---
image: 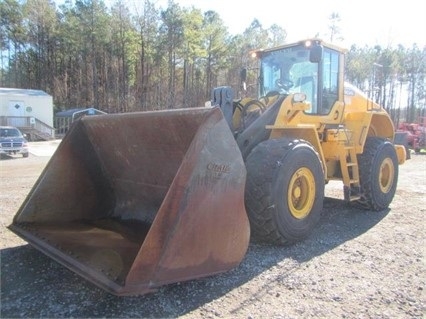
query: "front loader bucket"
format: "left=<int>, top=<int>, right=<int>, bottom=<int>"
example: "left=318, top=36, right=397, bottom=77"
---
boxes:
left=9, top=106, right=249, bottom=296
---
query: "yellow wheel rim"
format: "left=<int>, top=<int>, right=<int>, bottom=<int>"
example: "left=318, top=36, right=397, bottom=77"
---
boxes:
left=287, top=167, right=316, bottom=219
left=379, top=158, right=394, bottom=193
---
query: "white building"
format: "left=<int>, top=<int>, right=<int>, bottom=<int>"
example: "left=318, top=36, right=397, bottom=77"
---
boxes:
left=0, top=88, right=55, bottom=140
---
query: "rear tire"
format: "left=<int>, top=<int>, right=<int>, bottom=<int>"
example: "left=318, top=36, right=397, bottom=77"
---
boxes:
left=245, top=138, right=324, bottom=245
left=356, top=137, right=398, bottom=211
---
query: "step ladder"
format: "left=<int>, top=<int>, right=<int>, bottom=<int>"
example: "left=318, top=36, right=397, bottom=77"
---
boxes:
left=340, top=144, right=361, bottom=201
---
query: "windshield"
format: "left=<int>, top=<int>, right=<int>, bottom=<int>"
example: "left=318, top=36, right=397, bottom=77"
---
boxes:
left=259, top=44, right=318, bottom=112
left=0, top=128, right=22, bottom=138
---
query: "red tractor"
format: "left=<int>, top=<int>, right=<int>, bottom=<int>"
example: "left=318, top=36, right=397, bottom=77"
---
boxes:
left=397, top=117, right=426, bottom=154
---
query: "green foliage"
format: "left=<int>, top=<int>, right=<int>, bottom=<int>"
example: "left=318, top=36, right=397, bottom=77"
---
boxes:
left=346, top=43, right=426, bottom=124
left=0, top=0, right=424, bottom=123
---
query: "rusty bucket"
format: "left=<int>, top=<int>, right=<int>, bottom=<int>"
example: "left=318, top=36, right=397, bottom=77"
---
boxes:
left=9, top=106, right=249, bottom=296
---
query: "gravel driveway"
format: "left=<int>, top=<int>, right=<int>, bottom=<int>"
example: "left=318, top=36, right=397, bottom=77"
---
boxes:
left=0, top=144, right=425, bottom=318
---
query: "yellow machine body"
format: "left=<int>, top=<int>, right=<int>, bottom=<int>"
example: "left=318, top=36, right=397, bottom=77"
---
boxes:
left=9, top=39, right=405, bottom=296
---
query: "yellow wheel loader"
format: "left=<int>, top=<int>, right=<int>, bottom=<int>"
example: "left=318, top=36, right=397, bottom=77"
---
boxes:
left=9, top=39, right=406, bottom=296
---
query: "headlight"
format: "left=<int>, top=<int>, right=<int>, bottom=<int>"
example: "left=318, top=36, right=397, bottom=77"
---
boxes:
left=293, top=93, right=307, bottom=103
left=304, top=40, right=313, bottom=48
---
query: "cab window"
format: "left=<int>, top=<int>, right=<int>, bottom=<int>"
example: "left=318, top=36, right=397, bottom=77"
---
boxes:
left=320, top=48, right=339, bottom=114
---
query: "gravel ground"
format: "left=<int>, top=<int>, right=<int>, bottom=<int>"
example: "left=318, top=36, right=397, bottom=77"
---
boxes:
left=0, top=143, right=425, bottom=319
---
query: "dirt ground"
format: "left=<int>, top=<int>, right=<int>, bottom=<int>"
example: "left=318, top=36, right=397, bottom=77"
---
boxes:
left=0, top=142, right=425, bottom=319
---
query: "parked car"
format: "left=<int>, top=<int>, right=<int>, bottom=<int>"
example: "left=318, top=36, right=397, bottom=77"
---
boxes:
left=0, top=126, right=29, bottom=158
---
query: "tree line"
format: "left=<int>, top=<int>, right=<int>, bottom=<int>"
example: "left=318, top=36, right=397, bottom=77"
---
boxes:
left=1, top=0, right=425, bottom=124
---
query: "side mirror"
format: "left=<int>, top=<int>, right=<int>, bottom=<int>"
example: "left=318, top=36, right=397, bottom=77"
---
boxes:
left=309, top=44, right=323, bottom=63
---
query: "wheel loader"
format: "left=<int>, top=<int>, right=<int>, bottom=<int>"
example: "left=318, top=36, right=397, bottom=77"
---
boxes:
left=9, top=39, right=406, bottom=296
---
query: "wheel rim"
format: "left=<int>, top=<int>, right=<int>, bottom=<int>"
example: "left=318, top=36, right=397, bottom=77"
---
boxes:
left=287, top=167, right=316, bottom=219
left=379, top=157, right=394, bottom=193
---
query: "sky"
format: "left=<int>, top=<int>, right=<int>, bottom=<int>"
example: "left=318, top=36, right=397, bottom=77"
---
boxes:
left=146, top=0, right=425, bottom=48
left=54, top=0, right=425, bottom=48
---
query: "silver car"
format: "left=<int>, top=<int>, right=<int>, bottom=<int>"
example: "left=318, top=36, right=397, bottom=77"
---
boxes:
left=0, top=126, right=29, bottom=158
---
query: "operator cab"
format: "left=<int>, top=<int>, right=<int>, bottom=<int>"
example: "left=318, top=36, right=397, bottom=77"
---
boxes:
left=255, top=39, right=342, bottom=115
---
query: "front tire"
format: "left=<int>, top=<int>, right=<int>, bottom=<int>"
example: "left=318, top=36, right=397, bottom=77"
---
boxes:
left=356, top=137, right=398, bottom=211
left=245, top=139, right=324, bottom=245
